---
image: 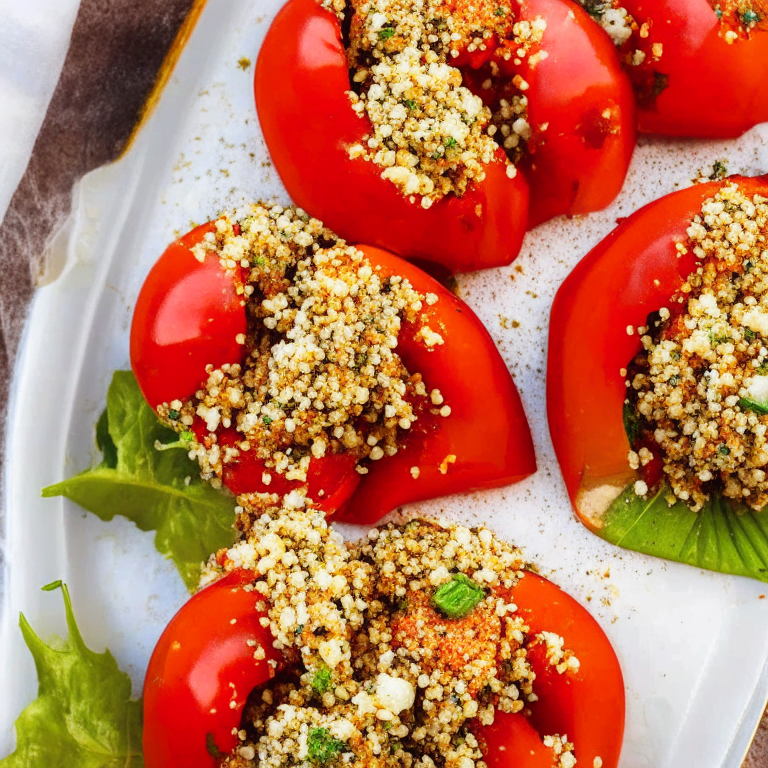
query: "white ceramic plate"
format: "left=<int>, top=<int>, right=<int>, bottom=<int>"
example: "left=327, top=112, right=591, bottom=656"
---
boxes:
left=2, top=1, right=768, bottom=764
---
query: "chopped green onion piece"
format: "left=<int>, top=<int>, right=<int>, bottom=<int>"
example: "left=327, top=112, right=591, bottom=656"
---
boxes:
left=263, top=416, right=272, bottom=425
left=308, top=728, right=346, bottom=764
left=379, top=27, right=395, bottom=39
left=739, top=397, right=768, bottom=416
left=742, top=9, right=760, bottom=24
left=168, top=409, right=180, bottom=420
left=154, top=431, right=195, bottom=452
left=432, top=573, right=485, bottom=619
left=311, top=666, right=333, bottom=695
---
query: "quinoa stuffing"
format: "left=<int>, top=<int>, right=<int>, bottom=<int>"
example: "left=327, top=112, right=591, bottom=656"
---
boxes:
left=710, top=1, right=768, bottom=39
left=576, top=1, right=636, bottom=47
left=203, top=504, right=582, bottom=768
left=323, top=0, right=547, bottom=206
left=156, top=203, right=449, bottom=491
left=625, top=183, right=768, bottom=511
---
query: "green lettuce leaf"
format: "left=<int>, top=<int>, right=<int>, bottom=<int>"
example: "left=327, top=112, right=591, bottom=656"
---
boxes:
left=42, top=371, right=237, bottom=589
left=599, top=485, right=768, bottom=582
left=0, top=581, right=143, bottom=767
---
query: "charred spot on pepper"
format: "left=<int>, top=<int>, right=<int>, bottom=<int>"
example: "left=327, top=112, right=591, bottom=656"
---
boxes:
left=206, top=732, right=223, bottom=758
left=631, top=70, right=670, bottom=111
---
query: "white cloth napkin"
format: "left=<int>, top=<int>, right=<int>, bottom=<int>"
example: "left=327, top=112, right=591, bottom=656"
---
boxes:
left=0, top=0, right=81, bottom=225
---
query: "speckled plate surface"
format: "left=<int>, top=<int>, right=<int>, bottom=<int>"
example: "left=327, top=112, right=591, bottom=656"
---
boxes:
left=1, top=0, right=768, bottom=764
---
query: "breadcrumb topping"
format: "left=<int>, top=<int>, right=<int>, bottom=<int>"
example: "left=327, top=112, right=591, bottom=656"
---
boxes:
left=324, top=0, right=546, bottom=205
left=204, top=507, right=581, bottom=768
left=625, top=183, right=768, bottom=511
left=158, top=203, right=446, bottom=488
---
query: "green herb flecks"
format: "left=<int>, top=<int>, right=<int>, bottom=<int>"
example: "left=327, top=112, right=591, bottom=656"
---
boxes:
left=739, top=397, right=768, bottom=416
left=579, top=0, right=609, bottom=19
left=379, top=27, right=396, bottom=39
left=622, top=401, right=641, bottom=445
left=432, top=573, right=485, bottom=619
left=711, top=160, right=728, bottom=180
left=444, top=137, right=457, bottom=149
left=0, top=582, right=143, bottom=767
left=742, top=9, right=760, bottom=25
left=42, top=371, right=237, bottom=590
left=308, top=728, right=346, bottom=764
left=154, top=430, right=194, bottom=452
left=311, top=666, right=333, bottom=695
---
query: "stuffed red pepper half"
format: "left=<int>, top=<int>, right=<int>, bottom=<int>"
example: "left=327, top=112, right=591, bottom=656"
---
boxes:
left=578, top=0, right=768, bottom=138
left=255, top=0, right=636, bottom=272
left=143, top=513, right=625, bottom=768
left=130, top=203, right=535, bottom=524
left=548, top=175, right=768, bottom=581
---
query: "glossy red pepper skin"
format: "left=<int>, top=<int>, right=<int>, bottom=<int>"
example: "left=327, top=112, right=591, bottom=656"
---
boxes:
left=337, top=245, right=536, bottom=524
left=486, top=0, right=636, bottom=228
left=621, top=0, right=768, bottom=138
left=254, top=0, right=529, bottom=274
left=132, top=229, right=536, bottom=521
left=143, top=569, right=283, bottom=768
left=475, top=571, right=625, bottom=768
left=131, top=223, right=247, bottom=411
left=255, top=0, right=635, bottom=271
